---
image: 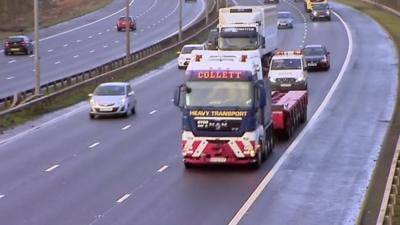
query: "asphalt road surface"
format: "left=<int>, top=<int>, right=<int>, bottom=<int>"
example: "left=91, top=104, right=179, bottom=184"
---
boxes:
left=0, top=0, right=397, bottom=225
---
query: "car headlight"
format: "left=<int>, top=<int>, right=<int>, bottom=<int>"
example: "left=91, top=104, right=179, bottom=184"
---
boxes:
left=90, top=98, right=95, bottom=105
left=269, top=77, right=276, bottom=82
left=121, top=98, right=127, bottom=104
left=313, top=11, right=317, bottom=16
left=321, top=56, right=328, bottom=63
left=296, top=77, right=305, bottom=82
left=326, top=10, right=331, bottom=14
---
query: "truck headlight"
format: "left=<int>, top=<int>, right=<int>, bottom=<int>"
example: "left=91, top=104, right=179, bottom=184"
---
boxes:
left=326, top=10, right=331, bottom=15
left=313, top=11, right=317, bottom=16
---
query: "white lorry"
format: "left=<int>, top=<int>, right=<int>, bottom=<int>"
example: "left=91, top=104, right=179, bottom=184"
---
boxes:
left=217, top=6, right=277, bottom=67
left=268, top=50, right=308, bottom=91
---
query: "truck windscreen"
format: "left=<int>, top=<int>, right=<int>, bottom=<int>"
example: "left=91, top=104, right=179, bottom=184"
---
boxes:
left=185, top=81, right=253, bottom=108
left=218, top=30, right=259, bottom=50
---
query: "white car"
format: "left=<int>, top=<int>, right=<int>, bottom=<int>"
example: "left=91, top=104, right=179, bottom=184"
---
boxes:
left=89, top=82, right=137, bottom=118
left=177, top=44, right=205, bottom=69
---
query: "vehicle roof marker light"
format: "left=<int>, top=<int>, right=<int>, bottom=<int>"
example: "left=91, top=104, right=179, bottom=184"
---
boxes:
left=195, top=54, right=202, bottom=62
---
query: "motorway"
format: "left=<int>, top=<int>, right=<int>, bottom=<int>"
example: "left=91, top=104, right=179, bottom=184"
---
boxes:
left=0, top=0, right=205, bottom=98
left=0, top=0, right=397, bottom=225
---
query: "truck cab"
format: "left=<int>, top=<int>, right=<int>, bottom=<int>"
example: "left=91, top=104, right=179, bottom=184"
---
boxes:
left=268, top=50, right=308, bottom=91
left=173, top=50, right=274, bottom=168
left=304, top=0, right=328, bottom=12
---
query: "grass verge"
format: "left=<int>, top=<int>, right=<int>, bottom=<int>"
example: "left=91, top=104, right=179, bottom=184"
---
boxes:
left=0, top=27, right=212, bottom=133
left=0, top=0, right=112, bottom=40
left=334, top=0, right=400, bottom=224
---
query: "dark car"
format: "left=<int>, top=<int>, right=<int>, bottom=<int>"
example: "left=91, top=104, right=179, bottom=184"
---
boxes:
left=116, top=16, right=136, bottom=31
left=310, top=3, right=331, bottom=21
left=206, top=29, right=218, bottom=50
left=4, top=35, right=33, bottom=56
left=302, top=44, right=330, bottom=71
left=277, top=11, right=294, bottom=29
left=265, top=0, right=279, bottom=4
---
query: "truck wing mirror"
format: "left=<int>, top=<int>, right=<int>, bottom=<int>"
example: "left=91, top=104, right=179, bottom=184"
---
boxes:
left=173, top=84, right=186, bottom=108
left=261, top=37, right=266, bottom=48
left=257, top=81, right=266, bottom=108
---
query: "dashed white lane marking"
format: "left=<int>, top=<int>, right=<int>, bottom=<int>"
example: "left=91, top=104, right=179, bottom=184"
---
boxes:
left=157, top=165, right=168, bottom=173
left=0, top=195, right=4, bottom=199
left=76, top=39, right=82, bottom=43
left=88, top=36, right=93, bottom=39
left=149, top=110, right=157, bottom=115
left=122, top=125, right=131, bottom=130
left=6, top=76, right=15, bottom=80
left=89, top=142, right=100, bottom=149
left=73, top=55, right=79, bottom=58
left=116, top=194, right=131, bottom=203
left=106, top=29, right=110, bottom=32
left=63, top=44, right=68, bottom=47
left=8, top=60, right=16, bottom=64
left=29, top=54, right=35, bottom=58
left=98, top=32, right=103, bottom=35
left=0, top=50, right=4, bottom=53
left=89, top=50, right=95, bottom=53
left=54, top=61, right=61, bottom=65
left=45, top=164, right=59, bottom=172
left=114, top=41, right=119, bottom=44
left=103, top=45, right=109, bottom=48
left=48, top=49, right=54, bottom=52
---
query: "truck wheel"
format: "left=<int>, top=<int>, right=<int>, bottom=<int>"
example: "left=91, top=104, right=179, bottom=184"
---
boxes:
left=300, top=106, right=307, bottom=123
left=184, top=161, right=193, bottom=169
left=252, top=149, right=263, bottom=169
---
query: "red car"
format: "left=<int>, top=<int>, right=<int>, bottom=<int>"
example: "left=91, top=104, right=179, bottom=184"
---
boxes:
left=116, top=16, right=136, bottom=31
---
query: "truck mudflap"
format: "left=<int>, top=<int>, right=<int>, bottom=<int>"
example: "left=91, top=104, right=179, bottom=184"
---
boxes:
left=181, top=131, right=260, bottom=165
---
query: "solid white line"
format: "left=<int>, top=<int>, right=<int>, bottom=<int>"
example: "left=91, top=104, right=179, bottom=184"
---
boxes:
left=8, top=60, right=16, bottom=64
left=228, top=9, right=354, bottom=225
left=149, top=110, right=157, bottom=115
left=116, top=194, right=131, bottom=203
left=37, top=0, right=136, bottom=42
left=89, top=142, right=100, bottom=149
left=122, top=125, right=131, bottom=130
left=45, top=164, right=59, bottom=172
left=0, top=195, right=4, bottom=199
left=157, top=165, right=168, bottom=172
left=6, top=76, right=15, bottom=80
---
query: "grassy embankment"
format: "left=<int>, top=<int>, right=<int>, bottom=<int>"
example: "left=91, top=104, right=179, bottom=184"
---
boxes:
left=0, top=0, right=112, bottom=40
left=335, top=0, right=400, bottom=224
left=0, top=28, right=211, bottom=133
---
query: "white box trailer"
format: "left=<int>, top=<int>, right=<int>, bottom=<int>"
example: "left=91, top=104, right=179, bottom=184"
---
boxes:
left=218, top=5, right=277, bottom=60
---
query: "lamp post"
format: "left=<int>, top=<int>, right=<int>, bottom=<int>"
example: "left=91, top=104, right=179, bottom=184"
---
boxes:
left=125, top=0, right=131, bottom=64
left=179, top=0, right=183, bottom=41
left=34, top=0, right=41, bottom=96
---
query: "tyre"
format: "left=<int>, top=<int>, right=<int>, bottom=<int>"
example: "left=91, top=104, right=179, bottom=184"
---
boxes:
left=89, top=114, right=95, bottom=119
left=184, top=161, right=193, bottom=169
left=117, top=27, right=121, bottom=31
left=252, top=148, right=263, bottom=169
left=131, top=106, right=136, bottom=114
left=300, top=106, right=307, bottom=123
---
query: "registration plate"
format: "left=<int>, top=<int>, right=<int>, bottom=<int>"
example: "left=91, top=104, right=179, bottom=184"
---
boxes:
left=308, top=63, right=317, bottom=66
left=210, top=157, right=227, bottom=163
left=10, top=48, right=19, bottom=51
left=281, top=83, right=292, bottom=87
left=99, top=107, right=113, bottom=112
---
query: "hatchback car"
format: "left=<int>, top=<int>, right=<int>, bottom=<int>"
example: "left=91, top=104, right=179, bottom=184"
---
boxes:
left=89, top=82, right=137, bottom=118
left=206, top=29, right=218, bottom=50
left=265, top=0, right=279, bottom=4
left=116, top=16, right=136, bottom=31
left=302, top=44, right=330, bottom=71
left=277, top=11, right=294, bottom=29
left=177, top=44, right=205, bottom=69
left=310, top=3, right=331, bottom=21
left=4, top=35, right=33, bottom=55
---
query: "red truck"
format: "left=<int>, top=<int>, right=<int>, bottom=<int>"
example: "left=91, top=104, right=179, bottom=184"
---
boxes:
left=272, top=90, right=308, bottom=139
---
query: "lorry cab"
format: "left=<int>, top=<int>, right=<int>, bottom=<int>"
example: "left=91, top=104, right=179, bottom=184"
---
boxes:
left=304, top=0, right=328, bottom=12
left=268, top=50, right=308, bottom=90
left=173, top=50, right=274, bottom=168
